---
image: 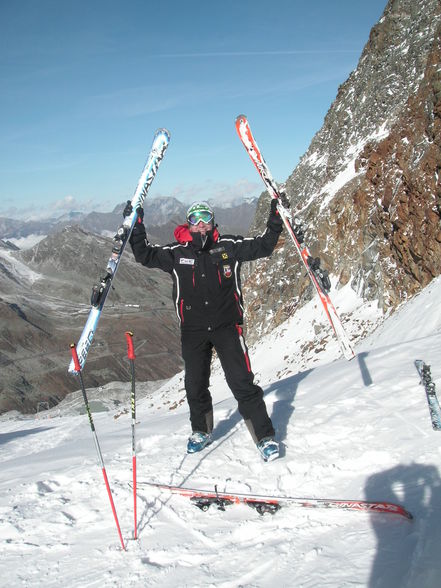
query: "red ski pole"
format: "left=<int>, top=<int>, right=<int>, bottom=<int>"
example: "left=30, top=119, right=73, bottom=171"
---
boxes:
left=70, top=343, right=126, bottom=551
left=125, top=331, right=137, bottom=540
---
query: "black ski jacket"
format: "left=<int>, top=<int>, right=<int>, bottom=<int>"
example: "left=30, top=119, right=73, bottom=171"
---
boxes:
left=129, top=216, right=282, bottom=332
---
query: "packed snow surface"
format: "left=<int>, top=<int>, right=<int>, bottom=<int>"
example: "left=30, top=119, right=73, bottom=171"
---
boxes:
left=1, top=278, right=441, bottom=587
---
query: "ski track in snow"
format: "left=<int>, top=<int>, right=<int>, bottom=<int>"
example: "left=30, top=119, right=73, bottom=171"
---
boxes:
left=1, top=278, right=441, bottom=586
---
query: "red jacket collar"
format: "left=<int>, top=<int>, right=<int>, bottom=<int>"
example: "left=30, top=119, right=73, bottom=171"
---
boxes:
left=174, top=224, right=219, bottom=245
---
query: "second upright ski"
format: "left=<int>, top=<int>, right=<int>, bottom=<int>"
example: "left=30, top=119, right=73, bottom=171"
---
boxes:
left=235, top=115, right=354, bottom=360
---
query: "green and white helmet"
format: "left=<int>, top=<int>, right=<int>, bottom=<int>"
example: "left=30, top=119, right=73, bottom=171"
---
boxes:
left=186, top=201, right=214, bottom=225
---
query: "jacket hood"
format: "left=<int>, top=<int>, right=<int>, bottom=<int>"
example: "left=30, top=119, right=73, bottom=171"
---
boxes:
left=174, top=224, right=219, bottom=245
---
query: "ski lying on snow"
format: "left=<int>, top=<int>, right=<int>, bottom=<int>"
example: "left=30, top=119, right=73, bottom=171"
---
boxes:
left=68, top=129, right=170, bottom=374
left=139, top=481, right=413, bottom=520
left=235, top=114, right=354, bottom=360
left=415, top=360, right=441, bottom=431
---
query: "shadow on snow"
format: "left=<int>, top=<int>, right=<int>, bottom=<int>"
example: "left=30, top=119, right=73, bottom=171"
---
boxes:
left=0, top=426, right=54, bottom=446
left=366, top=462, right=441, bottom=588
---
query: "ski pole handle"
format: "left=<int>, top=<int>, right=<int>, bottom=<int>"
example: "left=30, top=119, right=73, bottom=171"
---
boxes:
left=125, top=331, right=136, bottom=360
left=70, top=343, right=81, bottom=373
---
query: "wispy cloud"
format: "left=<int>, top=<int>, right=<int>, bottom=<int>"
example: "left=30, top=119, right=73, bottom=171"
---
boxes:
left=79, top=61, right=351, bottom=122
left=154, top=178, right=262, bottom=205
left=1, top=195, right=97, bottom=221
left=155, top=49, right=359, bottom=58
left=80, top=87, right=182, bottom=119
left=1, top=180, right=263, bottom=221
left=50, top=195, right=90, bottom=213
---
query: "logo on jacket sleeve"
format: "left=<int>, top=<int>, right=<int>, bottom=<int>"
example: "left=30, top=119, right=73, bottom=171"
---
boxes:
left=223, top=264, right=232, bottom=278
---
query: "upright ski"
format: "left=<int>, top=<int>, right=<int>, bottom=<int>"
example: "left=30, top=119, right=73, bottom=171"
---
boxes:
left=235, top=115, right=354, bottom=360
left=68, top=129, right=170, bottom=373
left=415, top=360, right=441, bottom=431
left=139, top=481, right=413, bottom=520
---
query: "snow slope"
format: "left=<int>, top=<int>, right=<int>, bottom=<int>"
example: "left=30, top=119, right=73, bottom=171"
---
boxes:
left=1, top=278, right=441, bottom=587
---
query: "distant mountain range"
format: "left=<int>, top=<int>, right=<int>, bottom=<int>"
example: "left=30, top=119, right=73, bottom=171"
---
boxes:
left=0, top=197, right=258, bottom=248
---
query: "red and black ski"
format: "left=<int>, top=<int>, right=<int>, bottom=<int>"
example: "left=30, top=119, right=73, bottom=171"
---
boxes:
left=139, top=481, right=413, bottom=520
left=235, top=114, right=354, bottom=360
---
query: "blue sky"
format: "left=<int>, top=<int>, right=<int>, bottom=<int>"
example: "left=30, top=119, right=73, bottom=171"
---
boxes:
left=0, top=0, right=387, bottom=219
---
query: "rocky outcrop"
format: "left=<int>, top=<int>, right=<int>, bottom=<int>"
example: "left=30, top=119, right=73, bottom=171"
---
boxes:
left=352, top=24, right=441, bottom=305
left=244, top=0, right=441, bottom=341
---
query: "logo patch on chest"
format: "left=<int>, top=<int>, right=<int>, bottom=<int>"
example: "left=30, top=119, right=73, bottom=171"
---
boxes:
left=223, top=264, right=232, bottom=278
left=179, top=258, right=195, bottom=265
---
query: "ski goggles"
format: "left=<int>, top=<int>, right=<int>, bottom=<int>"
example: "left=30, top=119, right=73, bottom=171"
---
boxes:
left=187, top=210, right=214, bottom=225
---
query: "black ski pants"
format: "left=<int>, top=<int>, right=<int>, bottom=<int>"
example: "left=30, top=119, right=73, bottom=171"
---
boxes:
left=181, top=324, right=275, bottom=443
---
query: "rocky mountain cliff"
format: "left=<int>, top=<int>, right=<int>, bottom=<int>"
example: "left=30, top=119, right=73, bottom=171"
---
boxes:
left=245, top=0, right=441, bottom=342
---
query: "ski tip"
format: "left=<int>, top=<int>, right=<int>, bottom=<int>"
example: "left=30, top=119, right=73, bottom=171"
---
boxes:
left=155, top=128, right=171, bottom=140
left=235, top=114, right=247, bottom=123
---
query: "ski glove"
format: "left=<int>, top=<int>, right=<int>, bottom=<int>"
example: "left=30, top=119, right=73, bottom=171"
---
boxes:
left=267, top=198, right=283, bottom=233
left=123, top=200, right=144, bottom=223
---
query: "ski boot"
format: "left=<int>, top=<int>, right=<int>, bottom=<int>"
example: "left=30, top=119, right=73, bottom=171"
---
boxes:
left=187, top=432, right=212, bottom=454
left=257, top=437, right=280, bottom=462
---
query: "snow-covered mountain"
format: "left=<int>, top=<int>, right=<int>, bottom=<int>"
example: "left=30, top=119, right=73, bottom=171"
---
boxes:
left=1, top=275, right=441, bottom=587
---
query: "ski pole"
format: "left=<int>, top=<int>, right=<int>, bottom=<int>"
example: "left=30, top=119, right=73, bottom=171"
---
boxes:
left=125, top=331, right=137, bottom=539
left=70, top=343, right=126, bottom=551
